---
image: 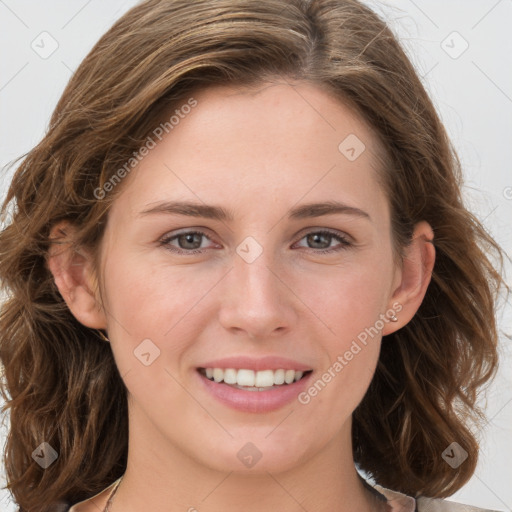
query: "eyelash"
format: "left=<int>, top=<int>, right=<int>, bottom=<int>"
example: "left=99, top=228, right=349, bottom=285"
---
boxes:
left=158, top=229, right=352, bottom=255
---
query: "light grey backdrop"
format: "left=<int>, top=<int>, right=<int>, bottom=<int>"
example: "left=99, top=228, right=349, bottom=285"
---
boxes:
left=0, top=1, right=511, bottom=511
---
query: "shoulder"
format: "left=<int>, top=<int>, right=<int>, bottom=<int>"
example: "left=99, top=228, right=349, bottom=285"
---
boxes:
left=67, top=477, right=123, bottom=512
left=416, top=495, right=504, bottom=512
left=373, top=483, right=504, bottom=512
left=45, top=479, right=118, bottom=512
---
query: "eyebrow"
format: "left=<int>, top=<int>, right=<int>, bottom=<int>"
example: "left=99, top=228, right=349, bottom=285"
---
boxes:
left=139, top=200, right=371, bottom=222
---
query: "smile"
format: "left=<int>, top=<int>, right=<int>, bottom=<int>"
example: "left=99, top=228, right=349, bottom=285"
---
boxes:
left=197, top=365, right=313, bottom=413
left=199, top=367, right=311, bottom=391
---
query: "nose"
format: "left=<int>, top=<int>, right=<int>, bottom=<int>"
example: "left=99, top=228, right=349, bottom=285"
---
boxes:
left=217, top=246, right=297, bottom=341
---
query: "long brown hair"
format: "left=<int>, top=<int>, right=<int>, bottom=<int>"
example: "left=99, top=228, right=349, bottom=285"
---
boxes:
left=0, top=0, right=508, bottom=510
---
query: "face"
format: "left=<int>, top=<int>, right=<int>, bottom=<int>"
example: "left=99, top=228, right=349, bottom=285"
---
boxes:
left=96, top=82, right=401, bottom=474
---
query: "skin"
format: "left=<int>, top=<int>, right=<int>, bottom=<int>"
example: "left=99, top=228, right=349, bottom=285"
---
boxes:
left=48, top=81, right=435, bottom=512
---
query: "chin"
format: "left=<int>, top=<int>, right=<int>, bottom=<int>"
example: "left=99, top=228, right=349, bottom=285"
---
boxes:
left=190, top=433, right=313, bottom=475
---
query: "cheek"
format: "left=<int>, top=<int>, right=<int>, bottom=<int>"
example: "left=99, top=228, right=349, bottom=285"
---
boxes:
left=289, top=254, right=392, bottom=342
left=100, top=250, right=223, bottom=369
left=293, top=268, right=384, bottom=431
left=99, top=254, right=210, bottom=420
left=286, top=254, right=390, bottom=397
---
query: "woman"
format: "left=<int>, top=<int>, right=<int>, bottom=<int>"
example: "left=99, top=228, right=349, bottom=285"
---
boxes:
left=0, top=0, right=507, bottom=511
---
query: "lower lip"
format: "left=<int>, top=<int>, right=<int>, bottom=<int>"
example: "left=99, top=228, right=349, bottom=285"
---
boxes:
left=197, top=371, right=312, bottom=413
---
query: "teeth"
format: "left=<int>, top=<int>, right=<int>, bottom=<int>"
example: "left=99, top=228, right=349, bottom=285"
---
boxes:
left=202, top=368, right=308, bottom=387
left=274, top=369, right=285, bottom=385
left=284, top=369, right=295, bottom=384
left=255, top=369, right=274, bottom=387
left=237, top=369, right=255, bottom=386
left=223, top=368, right=237, bottom=384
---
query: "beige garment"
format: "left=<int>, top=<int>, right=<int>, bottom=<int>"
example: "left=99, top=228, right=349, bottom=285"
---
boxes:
left=374, top=483, right=504, bottom=512
left=68, top=477, right=120, bottom=512
left=66, top=478, right=504, bottom=512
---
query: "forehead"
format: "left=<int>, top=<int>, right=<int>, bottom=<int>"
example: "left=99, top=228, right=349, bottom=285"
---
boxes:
left=179, top=81, right=382, bottom=157
left=107, top=81, right=389, bottom=224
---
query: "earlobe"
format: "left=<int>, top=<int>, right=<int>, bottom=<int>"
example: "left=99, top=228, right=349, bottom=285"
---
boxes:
left=382, top=221, right=435, bottom=335
left=46, top=221, right=107, bottom=330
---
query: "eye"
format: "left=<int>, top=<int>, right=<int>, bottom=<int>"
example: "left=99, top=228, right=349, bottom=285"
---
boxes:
left=159, top=229, right=352, bottom=255
left=159, top=230, right=217, bottom=254
left=293, top=230, right=352, bottom=253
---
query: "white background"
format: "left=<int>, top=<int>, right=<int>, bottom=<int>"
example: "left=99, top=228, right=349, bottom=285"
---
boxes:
left=0, top=1, right=511, bottom=510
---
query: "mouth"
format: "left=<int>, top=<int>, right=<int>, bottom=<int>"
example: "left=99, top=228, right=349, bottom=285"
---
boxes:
left=197, top=367, right=313, bottom=392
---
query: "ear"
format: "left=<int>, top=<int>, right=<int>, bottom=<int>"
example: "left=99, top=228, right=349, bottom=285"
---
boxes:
left=46, top=221, right=107, bottom=330
left=382, top=221, right=435, bottom=335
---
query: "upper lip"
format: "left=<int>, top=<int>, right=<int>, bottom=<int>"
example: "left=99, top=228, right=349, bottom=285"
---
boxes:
left=198, top=356, right=312, bottom=372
